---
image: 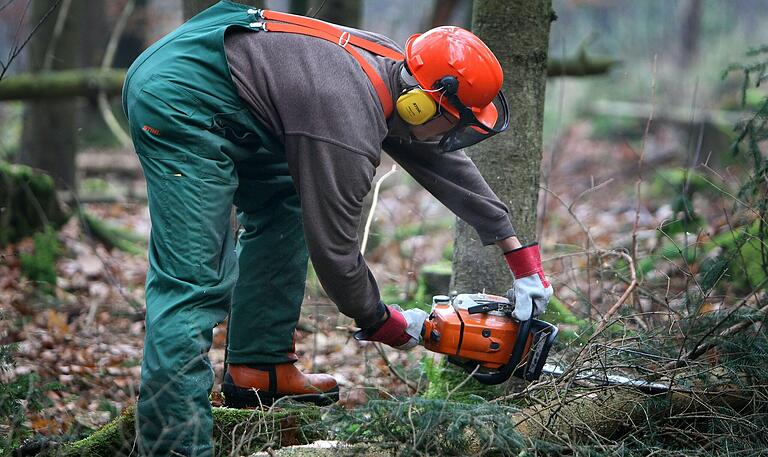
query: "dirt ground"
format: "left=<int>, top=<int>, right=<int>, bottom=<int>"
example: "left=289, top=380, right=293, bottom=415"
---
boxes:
left=0, top=118, right=735, bottom=438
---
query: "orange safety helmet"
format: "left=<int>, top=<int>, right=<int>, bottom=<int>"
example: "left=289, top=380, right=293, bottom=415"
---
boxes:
left=400, top=26, right=509, bottom=152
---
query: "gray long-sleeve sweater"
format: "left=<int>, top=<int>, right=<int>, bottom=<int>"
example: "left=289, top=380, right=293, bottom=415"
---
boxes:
left=224, top=24, right=515, bottom=328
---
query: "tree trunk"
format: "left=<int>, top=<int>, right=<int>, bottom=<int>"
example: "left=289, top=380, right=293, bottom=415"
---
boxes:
left=19, top=0, right=84, bottom=191
left=451, top=0, right=552, bottom=295
left=182, top=0, right=218, bottom=19
left=290, top=0, right=311, bottom=15
left=430, top=0, right=461, bottom=28
left=115, top=0, right=149, bottom=69
left=677, top=0, right=702, bottom=69
left=430, top=0, right=473, bottom=29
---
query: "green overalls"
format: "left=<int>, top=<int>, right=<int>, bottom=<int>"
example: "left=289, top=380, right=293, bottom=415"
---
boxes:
left=123, top=1, right=307, bottom=455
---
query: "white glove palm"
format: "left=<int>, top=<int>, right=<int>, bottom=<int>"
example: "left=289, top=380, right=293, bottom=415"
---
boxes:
left=503, top=242, right=553, bottom=322
left=510, top=275, right=553, bottom=322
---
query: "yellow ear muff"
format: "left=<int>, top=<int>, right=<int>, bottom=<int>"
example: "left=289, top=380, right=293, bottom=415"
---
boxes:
left=396, top=89, right=438, bottom=125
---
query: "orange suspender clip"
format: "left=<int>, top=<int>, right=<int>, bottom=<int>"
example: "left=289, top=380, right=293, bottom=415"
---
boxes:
left=247, top=9, right=405, bottom=118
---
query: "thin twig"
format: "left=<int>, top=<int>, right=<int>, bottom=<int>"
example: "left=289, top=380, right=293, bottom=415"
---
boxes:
left=540, top=184, right=597, bottom=249
left=0, top=0, right=62, bottom=81
left=98, top=0, right=134, bottom=146
left=372, top=342, right=418, bottom=393
left=594, top=251, right=637, bottom=334
left=445, top=365, right=479, bottom=400
left=41, top=0, right=71, bottom=71
left=360, top=164, right=397, bottom=255
left=661, top=278, right=767, bottom=372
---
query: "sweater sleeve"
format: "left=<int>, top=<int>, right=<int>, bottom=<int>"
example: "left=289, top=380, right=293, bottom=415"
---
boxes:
left=383, top=138, right=516, bottom=245
left=284, top=134, right=384, bottom=328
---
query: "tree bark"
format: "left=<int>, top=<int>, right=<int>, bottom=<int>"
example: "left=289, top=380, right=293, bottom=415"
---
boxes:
left=290, top=0, right=311, bottom=15
left=430, top=0, right=461, bottom=28
left=182, top=0, right=218, bottom=20
left=452, top=0, right=552, bottom=295
left=19, top=0, right=84, bottom=190
left=677, top=0, right=702, bottom=69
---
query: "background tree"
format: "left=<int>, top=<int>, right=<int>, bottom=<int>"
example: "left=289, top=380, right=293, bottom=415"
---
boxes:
left=429, top=0, right=473, bottom=28
left=182, top=0, right=217, bottom=19
left=677, top=0, right=702, bottom=69
left=313, top=0, right=361, bottom=28
left=19, top=0, right=84, bottom=191
left=452, top=0, right=553, bottom=294
left=290, top=0, right=310, bottom=15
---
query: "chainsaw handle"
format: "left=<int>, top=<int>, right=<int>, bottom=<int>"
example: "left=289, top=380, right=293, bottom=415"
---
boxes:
left=466, top=302, right=499, bottom=314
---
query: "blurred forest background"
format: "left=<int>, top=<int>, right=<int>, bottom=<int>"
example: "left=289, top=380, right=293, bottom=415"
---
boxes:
left=2, top=0, right=768, bottom=455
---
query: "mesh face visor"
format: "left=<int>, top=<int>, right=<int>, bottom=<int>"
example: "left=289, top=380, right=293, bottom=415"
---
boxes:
left=436, top=90, right=510, bottom=153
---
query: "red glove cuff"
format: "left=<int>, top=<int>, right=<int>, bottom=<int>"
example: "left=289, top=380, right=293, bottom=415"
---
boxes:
left=504, top=243, right=549, bottom=287
left=354, top=305, right=411, bottom=347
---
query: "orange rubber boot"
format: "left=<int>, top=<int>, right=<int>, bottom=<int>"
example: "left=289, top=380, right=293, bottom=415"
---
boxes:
left=222, top=363, right=339, bottom=407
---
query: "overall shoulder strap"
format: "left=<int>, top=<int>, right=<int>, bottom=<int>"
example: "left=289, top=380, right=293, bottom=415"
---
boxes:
left=251, top=9, right=404, bottom=118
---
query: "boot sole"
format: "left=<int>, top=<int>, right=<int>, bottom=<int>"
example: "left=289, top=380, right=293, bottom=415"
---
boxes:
left=222, top=375, right=340, bottom=408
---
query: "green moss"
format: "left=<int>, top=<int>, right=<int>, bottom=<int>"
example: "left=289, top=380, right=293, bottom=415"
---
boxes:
left=50, top=405, right=324, bottom=457
left=79, top=210, right=145, bottom=256
left=540, top=296, right=583, bottom=326
left=392, top=218, right=453, bottom=242
left=423, top=357, right=504, bottom=402
left=0, top=161, right=68, bottom=247
left=589, top=114, right=642, bottom=140
left=20, top=226, right=61, bottom=293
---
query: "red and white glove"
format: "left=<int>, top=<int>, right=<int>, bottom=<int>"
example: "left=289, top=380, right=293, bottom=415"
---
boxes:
left=504, top=243, right=553, bottom=322
left=354, top=304, right=428, bottom=350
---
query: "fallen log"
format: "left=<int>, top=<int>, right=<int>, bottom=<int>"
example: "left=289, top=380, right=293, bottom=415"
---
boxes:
left=546, top=52, right=618, bottom=77
left=0, top=69, right=124, bottom=101
left=0, top=55, right=618, bottom=102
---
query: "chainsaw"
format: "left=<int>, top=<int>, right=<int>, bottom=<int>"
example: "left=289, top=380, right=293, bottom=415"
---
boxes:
left=422, top=292, right=558, bottom=385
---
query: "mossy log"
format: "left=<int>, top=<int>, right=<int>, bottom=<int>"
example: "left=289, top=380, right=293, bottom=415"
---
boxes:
left=79, top=210, right=146, bottom=256
left=512, top=384, right=756, bottom=444
left=0, top=55, right=616, bottom=103
left=42, top=404, right=323, bottom=457
left=420, top=262, right=452, bottom=298
left=0, top=69, right=124, bottom=101
left=0, top=162, right=68, bottom=246
left=547, top=52, right=619, bottom=77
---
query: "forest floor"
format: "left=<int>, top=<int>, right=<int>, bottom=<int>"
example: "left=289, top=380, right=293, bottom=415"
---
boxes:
left=0, top=117, right=759, bottom=446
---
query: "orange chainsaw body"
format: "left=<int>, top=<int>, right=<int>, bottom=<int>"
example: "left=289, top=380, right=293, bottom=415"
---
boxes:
left=422, top=293, right=558, bottom=384
left=423, top=295, right=531, bottom=369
